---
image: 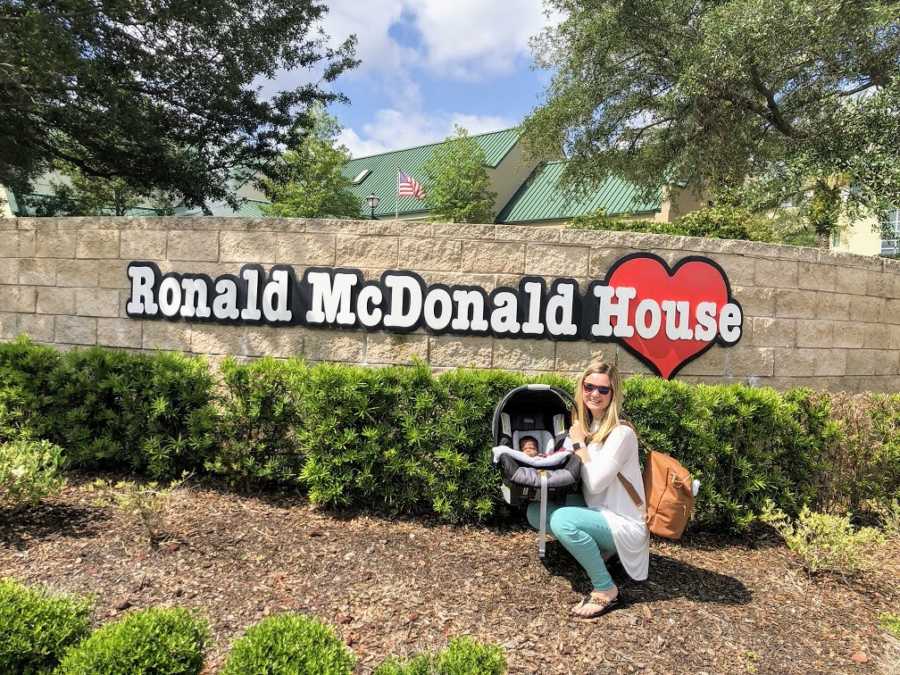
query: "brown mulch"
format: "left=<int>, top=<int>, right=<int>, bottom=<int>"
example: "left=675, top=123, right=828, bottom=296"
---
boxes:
left=2, top=478, right=898, bottom=675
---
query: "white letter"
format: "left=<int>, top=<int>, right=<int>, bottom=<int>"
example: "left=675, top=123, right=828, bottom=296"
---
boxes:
left=240, top=268, right=262, bottom=321
left=490, top=291, right=520, bottom=334
left=356, top=285, right=383, bottom=328
left=522, top=281, right=544, bottom=334
left=424, top=288, right=453, bottom=331
left=262, top=269, right=292, bottom=323
left=212, top=278, right=239, bottom=320
left=158, top=277, right=182, bottom=318
left=718, top=303, right=742, bottom=343
left=661, top=300, right=694, bottom=340
left=634, top=299, right=662, bottom=339
left=451, top=289, right=489, bottom=332
left=591, top=286, right=636, bottom=338
left=694, top=302, right=718, bottom=341
left=305, top=272, right=358, bottom=325
left=383, top=274, right=422, bottom=329
left=126, top=265, right=158, bottom=316
left=546, top=282, right=578, bottom=337
left=180, top=278, right=211, bottom=319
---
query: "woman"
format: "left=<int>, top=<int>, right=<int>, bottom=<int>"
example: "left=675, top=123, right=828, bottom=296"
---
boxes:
left=526, top=355, right=649, bottom=618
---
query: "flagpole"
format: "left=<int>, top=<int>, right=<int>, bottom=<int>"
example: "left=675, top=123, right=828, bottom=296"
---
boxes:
left=395, top=167, right=399, bottom=220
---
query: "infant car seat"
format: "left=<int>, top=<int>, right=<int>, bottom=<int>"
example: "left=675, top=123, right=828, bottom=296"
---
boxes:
left=491, top=384, right=582, bottom=557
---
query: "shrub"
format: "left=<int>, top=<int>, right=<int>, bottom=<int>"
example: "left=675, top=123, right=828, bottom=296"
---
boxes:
left=221, top=613, right=355, bottom=675
left=0, top=337, right=61, bottom=442
left=57, top=607, right=208, bottom=675
left=0, top=438, right=66, bottom=510
left=760, top=502, right=885, bottom=575
left=0, top=577, right=92, bottom=674
left=374, top=637, right=506, bottom=675
left=209, top=357, right=309, bottom=487
left=90, top=477, right=185, bottom=548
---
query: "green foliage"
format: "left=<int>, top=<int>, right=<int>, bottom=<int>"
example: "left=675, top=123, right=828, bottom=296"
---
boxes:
left=0, top=337, right=61, bottom=442
left=0, top=439, right=66, bottom=510
left=261, top=109, right=362, bottom=219
left=374, top=637, right=506, bottom=675
left=209, top=357, right=310, bottom=487
left=90, top=477, right=186, bottom=548
left=879, top=613, right=900, bottom=640
left=0, top=578, right=92, bottom=674
left=423, top=127, right=497, bottom=223
left=760, top=502, right=885, bottom=576
left=221, top=613, right=355, bottom=675
left=57, top=607, right=207, bottom=675
left=524, top=1, right=899, bottom=228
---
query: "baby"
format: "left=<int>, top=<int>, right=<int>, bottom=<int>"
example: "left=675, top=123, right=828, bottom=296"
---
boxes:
left=519, top=435, right=540, bottom=457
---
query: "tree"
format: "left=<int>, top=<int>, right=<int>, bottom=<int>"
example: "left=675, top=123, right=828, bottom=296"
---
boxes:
left=260, top=110, right=361, bottom=218
left=422, top=127, right=497, bottom=223
left=0, top=1, right=357, bottom=211
left=524, top=1, right=899, bottom=236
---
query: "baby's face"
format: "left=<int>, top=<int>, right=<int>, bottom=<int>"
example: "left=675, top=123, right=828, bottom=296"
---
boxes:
left=520, top=438, right=539, bottom=457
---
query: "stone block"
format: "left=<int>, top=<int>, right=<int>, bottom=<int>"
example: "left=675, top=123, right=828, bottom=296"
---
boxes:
left=731, top=286, right=775, bottom=317
left=167, top=231, right=219, bottom=262
left=613, top=346, right=653, bottom=375
left=524, top=244, right=589, bottom=277
left=57, top=260, right=99, bottom=287
left=774, top=348, right=818, bottom=377
left=846, top=349, right=898, bottom=376
left=429, top=336, right=493, bottom=368
left=36, top=287, right=75, bottom=315
left=835, top=266, right=868, bottom=295
left=18, top=314, right=54, bottom=341
left=816, top=292, right=851, bottom=320
left=97, top=318, right=142, bottom=349
left=0, top=232, right=35, bottom=258
left=76, top=230, right=119, bottom=259
left=188, top=324, right=244, bottom=355
left=419, top=271, right=496, bottom=291
left=98, top=260, right=131, bottom=289
left=75, top=288, right=120, bottom=317
left=798, top=262, right=836, bottom=292
left=892, top=325, right=900, bottom=350
left=55, top=315, right=97, bottom=345
left=0, top=259, right=17, bottom=285
left=220, top=231, right=277, bottom=263
left=142, top=321, right=192, bottom=351
left=866, top=270, right=894, bottom=298
left=754, top=259, right=797, bottom=288
left=812, top=349, right=847, bottom=376
left=0, top=313, right=18, bottom=339
left=366, top=333, right=429, bottom=364
left=861, top=324, right=893, bottom=349
left=492, top=339, right=556, bottom=371
left=461, top=241, right=525, bottom=274
left=749, top=317, right=795, bottom=347
left=275, top=233, right=335, bottom=266
left=190, top=324, right=303, bottom=358
left=705, top=254, right=756, bottom=287
left=588, top=248, right=630, bottom=278
left=399, top=237, right=462, bottom=271
left=848, top=296, right=886, bottom=323
left=830, top=321, right=866, bottom=349
left=496, top=224, right=559, bottom=243
left=679, top=347, right=726, bottom=376
left=303, top=328, right=366, bottom=362
left=887, top=299, right=900, bottom=324
left=35, top=231, right=77, bottom=258
left=727, top=347, right=775, bottom=377
left=18, top=259, right=56, bottom=285
left=555, top=340, right=605, bottom=372
left=121, top=230, right=167, bottom=260
left=433, top=223, right=495, bottom=239
left=774, top=289, right=818, bottom=318
left=0, top=286, right=36, bottom=312
left=336, top=235, right=398, bottom=268
left=795, top=320, right=834, bottom=348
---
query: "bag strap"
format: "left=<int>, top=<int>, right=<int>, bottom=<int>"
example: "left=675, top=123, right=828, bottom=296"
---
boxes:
left=617, top=472, right=644, bottom=508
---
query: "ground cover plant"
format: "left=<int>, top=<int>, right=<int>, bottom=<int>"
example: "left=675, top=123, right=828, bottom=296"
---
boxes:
left=0, top=438, right=66, bottom=510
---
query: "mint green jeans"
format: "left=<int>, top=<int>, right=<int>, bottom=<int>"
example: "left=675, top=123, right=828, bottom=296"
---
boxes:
left=526, top=493, right=617, bottom=591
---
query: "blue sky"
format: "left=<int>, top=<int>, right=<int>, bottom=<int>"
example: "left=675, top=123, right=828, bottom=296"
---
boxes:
left=267, top=1, right=559, bottom=158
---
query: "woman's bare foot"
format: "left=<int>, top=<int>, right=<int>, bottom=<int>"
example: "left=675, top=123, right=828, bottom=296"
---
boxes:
left=572, top=586, right=619, bottom=618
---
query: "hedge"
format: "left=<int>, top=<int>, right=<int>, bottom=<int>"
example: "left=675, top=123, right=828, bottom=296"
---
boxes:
left=2, top=338, right=897, bottom=531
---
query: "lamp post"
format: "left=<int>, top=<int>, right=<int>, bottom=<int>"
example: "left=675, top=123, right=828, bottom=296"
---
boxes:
left=365, top=193, right=380, bottom=220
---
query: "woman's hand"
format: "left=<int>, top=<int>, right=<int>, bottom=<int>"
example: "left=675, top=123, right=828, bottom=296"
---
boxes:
left=568, top=423, right=587, bottom=445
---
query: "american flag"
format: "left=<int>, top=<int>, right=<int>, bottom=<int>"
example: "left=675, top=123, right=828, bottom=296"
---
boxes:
left=398, top=171, right=426, bottom=199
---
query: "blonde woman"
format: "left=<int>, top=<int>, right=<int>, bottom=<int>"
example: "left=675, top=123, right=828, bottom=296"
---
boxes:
left=526, top=355, right=649, bottom=618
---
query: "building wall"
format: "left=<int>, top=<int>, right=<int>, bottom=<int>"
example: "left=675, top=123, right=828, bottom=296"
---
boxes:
left=1, top=216, right=898, bottom=392
left=832, top=214, right=882, bottom=257
left=656, top=185, right=709, bottom=223
left=486, top=142, right=542, bottom=218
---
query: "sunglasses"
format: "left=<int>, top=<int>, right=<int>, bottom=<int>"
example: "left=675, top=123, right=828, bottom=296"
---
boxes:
left=582, top=382, right=612, bottom=395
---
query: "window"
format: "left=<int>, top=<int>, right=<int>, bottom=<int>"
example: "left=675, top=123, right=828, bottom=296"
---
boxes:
left=882, top=208, right=900, bottom=257
left=352, top=169, right=371, bottom=185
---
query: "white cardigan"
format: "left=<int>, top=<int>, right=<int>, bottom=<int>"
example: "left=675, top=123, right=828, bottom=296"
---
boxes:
left=564, top=424, right=650, bottom=581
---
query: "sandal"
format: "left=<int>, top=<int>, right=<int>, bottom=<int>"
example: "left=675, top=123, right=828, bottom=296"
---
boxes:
left=572, top=591, right=625, bottom=619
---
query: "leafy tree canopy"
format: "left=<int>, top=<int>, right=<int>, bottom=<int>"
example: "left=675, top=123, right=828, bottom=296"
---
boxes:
left=1, top=0, right=357, bottom=211
left=260, top=109, right=361, bottom=219
left=422, top=127, right=497, bottom=224
left=524, top=1, right=899, bottom=232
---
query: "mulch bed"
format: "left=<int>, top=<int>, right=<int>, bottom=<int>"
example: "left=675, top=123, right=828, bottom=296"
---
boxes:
left=2, top=477, right=898, bottom=674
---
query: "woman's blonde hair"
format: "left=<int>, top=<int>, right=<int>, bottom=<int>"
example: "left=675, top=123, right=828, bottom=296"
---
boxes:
left=574, top=352, right=623, bottom=444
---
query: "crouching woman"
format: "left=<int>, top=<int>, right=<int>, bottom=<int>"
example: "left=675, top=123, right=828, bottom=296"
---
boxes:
left=526, top=355, right=649, bottom=618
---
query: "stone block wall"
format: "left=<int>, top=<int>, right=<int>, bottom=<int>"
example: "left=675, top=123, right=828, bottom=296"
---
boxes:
left=1, top=216, right=898, bottom=392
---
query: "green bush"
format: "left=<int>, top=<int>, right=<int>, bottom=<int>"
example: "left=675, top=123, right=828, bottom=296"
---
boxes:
left=0, top=439, right=66, bottom=510
left=0, top=577, right=92, bottom=674
left=221, top=613, right=355, bottom=675
left=56, top=607, right=208, bottom=675
left=0, top=337, right=61, bottom=442
left=208, top=357, right=309, bottom=487
left=374, top=637, right=506, bottom=675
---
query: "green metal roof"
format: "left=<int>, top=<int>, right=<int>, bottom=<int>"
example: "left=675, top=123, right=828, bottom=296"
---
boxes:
left=341, top=128, right=521, bottom=218
left=496, top=161, right=661, bottom=223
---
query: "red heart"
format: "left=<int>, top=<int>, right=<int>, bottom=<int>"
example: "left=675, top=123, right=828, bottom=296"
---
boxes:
left=606, top=255, right=732, bottom=379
